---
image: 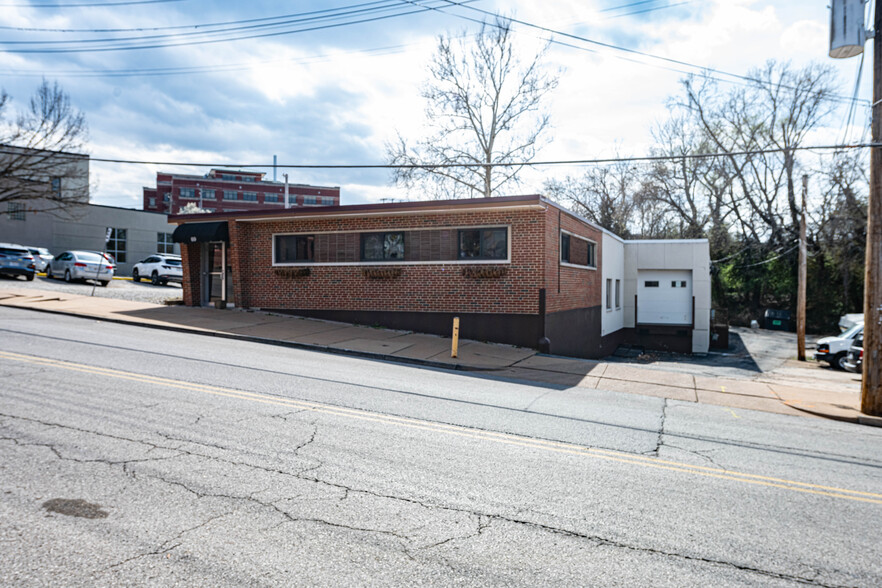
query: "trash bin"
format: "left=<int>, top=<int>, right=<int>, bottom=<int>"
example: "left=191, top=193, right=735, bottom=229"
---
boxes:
left=763, top=309, right=791, bottom=331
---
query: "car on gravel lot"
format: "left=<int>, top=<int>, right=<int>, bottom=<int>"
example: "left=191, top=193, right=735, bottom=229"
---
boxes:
left=132, top=254, right=182, bottom=286
left=0, top=242, right=36, bottom=281
left=843, top=335, right=863, bottom=375
left=45, top=250, right=114, bottom=287
left=814, top=322, right=863, bottom=370
left=26, top=247, right=53, bottom=272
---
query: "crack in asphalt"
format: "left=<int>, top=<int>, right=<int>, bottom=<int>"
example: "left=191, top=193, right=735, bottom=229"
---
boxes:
left=0, top=412, right=862, bottom=587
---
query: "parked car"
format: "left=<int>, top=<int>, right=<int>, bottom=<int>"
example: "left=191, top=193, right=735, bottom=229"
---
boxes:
left=132, top=254, right=182, bottom=286
left=839, top=313, right=864, bottom=333
left=45, top=250, right=114, bottom=287
left=814, top=322, right=863, bottom=370
left=0, top=242, right=36, bottom=281
left=843, top=335, right=863, bottom=375
left=26, top=247, right=54, bottom=272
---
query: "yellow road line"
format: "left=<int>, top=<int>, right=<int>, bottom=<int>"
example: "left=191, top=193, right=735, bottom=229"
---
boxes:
left=2, top=350, right=881, bottom=505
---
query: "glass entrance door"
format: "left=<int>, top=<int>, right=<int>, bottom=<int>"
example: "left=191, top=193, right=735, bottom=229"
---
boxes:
left=206, top=241, right=225, bottom=305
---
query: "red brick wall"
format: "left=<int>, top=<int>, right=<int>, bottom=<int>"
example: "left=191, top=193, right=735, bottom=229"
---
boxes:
left=232, top=209, right=545, bottom=315
left=543, top=206, right=603, bottom=314
left=180, top=242, right=201, bottom=306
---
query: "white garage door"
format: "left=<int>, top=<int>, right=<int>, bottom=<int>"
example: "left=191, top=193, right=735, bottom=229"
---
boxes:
left=637, top=270, right=692, bottom=325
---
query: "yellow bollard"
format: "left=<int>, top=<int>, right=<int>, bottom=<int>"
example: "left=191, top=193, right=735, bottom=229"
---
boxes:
left=451, top=317, right=460, bottom=358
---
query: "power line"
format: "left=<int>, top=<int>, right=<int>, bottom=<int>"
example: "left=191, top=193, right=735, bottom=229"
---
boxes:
left=607, top=1, right=691, bottom=20
left=1, top=142, right=873, bottom=170
left=417, top=0, right=870, bottom=107
left=0, top=0, right=465, bottom=53
left=0, top=0, right=184, bottom=6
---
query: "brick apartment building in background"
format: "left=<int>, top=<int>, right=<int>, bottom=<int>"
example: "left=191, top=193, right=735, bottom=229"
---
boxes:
left=142, top=169, right=340, bottom=214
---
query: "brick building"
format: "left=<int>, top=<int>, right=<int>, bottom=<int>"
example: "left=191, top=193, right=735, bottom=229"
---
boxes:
left=170, top=195, right=711, bottom=358
left=142, top=169, right=340, bottom=214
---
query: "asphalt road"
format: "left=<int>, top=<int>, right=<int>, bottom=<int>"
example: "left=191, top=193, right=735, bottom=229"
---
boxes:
left=1, top=307, right=881, bottom=587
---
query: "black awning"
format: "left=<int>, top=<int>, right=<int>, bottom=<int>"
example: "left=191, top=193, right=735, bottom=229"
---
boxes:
left=173, top=221, right=229, bottom=243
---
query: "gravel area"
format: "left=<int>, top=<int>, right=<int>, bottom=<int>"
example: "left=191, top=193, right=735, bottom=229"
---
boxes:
left=0, top=273, right=183, bottom=305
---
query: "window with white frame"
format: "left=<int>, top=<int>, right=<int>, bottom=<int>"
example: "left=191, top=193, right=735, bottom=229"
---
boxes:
left=157, top=232, right=174, bottom=254
left=275, top=234, right=315, bottom=263
left=458, top=227, right=507, bottom=260
left=202, top=189, right=216, bottom=200
left=107, top=228, right=127, bottom=263
left=180, top=187, right=196, bottom=198
left=560, top=232, right=596, bottom=268
left=223, top=190, right=238, bottom=200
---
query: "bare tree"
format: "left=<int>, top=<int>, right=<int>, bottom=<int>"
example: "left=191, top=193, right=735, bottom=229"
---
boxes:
left=680, top=61, right=837, bottom=245
left=388, top=18, right=559, bottom=199
left=545, top=160, right=640, bottom=238
left=0, top=80, right=89, bottom=211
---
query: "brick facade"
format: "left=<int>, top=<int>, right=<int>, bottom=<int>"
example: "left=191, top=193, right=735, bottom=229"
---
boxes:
left=173, top=196, right=618, bottom=355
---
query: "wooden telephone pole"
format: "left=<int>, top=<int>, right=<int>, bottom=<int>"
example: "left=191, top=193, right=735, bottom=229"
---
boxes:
left=863, top=4, right=882, bottom=415
left=797, top=175, right=808, bottom=362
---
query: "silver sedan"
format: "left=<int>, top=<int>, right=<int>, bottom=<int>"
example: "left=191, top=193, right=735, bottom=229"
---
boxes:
left=45, top=250, right=115, bottom=287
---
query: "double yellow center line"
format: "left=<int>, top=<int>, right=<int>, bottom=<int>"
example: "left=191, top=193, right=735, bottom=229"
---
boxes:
left=2, top=349, right=881, bottom=505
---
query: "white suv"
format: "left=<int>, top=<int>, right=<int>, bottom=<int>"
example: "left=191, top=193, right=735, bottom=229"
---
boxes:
left=132, top=254, right=182, bottom=286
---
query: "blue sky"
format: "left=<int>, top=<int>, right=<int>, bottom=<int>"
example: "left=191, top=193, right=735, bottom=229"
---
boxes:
left=0, top=0, right=870, bottom=208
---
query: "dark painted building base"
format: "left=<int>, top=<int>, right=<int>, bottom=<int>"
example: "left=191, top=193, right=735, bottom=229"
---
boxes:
left=544, top=306, right=606, bottom=359
left=262, top=308, right=544, bottom=350
left=623, top=325, right=693, bottom=354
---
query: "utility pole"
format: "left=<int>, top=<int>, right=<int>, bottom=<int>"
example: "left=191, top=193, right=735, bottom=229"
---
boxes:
left=863, top=3, right=882, bottom=415
left=797, top=175, right=808, bottom=362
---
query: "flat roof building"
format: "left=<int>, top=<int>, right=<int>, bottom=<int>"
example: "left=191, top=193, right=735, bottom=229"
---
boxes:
left=143, top=169, right=340, bottom=215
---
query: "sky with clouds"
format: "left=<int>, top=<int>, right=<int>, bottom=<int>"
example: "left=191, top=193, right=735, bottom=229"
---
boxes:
left=0, top=0, right=871, bottom=209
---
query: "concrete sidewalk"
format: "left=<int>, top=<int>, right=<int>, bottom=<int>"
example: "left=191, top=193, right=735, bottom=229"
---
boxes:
left=1, top=286, right=879, bottom=427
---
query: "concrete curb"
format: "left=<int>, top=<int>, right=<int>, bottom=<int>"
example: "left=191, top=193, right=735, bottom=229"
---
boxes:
left=783, top=401, right=882, bottom=427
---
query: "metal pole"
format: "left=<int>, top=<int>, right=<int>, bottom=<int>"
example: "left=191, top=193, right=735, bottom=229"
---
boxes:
left=284, top=173, right=290, bottom=208
left=863, top=4, right=882, bottom=415
left=797, top=175, right=807, bottom=361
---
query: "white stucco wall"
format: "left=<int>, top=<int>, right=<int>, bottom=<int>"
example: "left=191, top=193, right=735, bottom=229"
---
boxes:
left=623, top=239, right=711, bottom=354
left=601, top=232, right=625, bottom=337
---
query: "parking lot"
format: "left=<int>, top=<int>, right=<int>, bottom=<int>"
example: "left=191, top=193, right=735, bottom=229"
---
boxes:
left=0, top=273, right=182, bottom=305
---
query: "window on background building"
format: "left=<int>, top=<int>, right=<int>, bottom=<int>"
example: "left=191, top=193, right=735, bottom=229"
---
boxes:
left=606, top=279, right=612, bottom=309
left=50, top=177, right=61, bottom=198
left=560, top=232, right=596, bottom=267
left=163, top=193, right=170, bottom=202
left=223, top=190, right=238, bottom=200
left=264, top=193, right=279, bottom=203
left=303, top=196, right=318, bottom=205
left=202, top=189, right=216, bottom=200
left=7, top=202, right=25, bottom=221
left=458, top=227, right=507, bottom=260
left=615, top=279, right=621, bottom=308
left=107, top=228, right=127, bottom=263
left=148, top=197, right=156, bottom=207
left=243, top=192, right=258, bottom=202
left=242, top=176, right=255, bottom=182
left=180, top=187, right=196, bottom=198
left=644, top=280, right=659, bottom=288
left=221, top=174, right=235, bottom=180
left=157, top=232, right=174, bottom=254
left=361, top=232, right=405, bottom=261
left=321, top=197, right=335, bottom=205
left=275, top=235, right=314, bottom=263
